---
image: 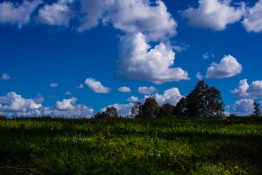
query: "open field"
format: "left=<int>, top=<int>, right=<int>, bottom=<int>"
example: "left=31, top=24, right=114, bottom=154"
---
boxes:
left=0, top=117, right=262, bottom=175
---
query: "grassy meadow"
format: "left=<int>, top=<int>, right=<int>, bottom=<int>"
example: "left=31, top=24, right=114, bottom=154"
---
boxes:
left=0, top=117, right=262, bottom=174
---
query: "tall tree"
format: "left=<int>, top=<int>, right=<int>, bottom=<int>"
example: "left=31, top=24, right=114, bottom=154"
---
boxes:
left=95, top=106, right=118, bottom=119
left=174, top=81, right=224, bottom=117
left=252, top=101, right=261, bottom=117
left=141, top=97, right=160, bottom=118
left=131, top=102, right=143, bottom=118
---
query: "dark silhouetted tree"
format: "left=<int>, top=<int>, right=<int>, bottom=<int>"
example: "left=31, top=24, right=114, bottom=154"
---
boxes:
left=141, top=97, right=160, bottom=118
left=252, top=101, right=261, bottom=117
left=159, top=103, right=175, bottom=117
left=95, top=106, right=118, bottom=119
left=174, top=81, right=224, bottom=117
left=173, top=97, right=188, bottom=117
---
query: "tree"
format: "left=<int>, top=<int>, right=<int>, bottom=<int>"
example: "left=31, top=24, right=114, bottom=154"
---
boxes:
left=131, top=102, right=143, bottom=118
left=252, top=101, right=261, bottom=117
left=174, top=81, right=224, bottom=117
left=159, top=103, right=175, bottom=118
left=141, top=97, right=160, bottom=118
left=95, top=106, right=118, bottom=119
left=173, top=97, right=188, bottom=117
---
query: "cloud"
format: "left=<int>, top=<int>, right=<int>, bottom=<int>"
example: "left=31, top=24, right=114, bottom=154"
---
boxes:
left=202, top=52, right=214, bottom=60
left=50, top=83, right=59, bottom=88
left=65, top=91, right=73, bottom=96
left=206, top=55, right=242, bottom=79
left=118, top=86, right=131, bottom=93
left=76, top=84, right=84, bottom=89
left=196, top=72, right=203, bottom=80
left=0, top=92, right=93, bottom=118
left=56, top=97, right=77, bottom=110
left=243, top=0, right=262, bottom=32
left=182, top=0, right=245, bottom=31
left=232, top=79, right=262, bottom=99
left=85, top=78, right=110, bottom=93
left=0, top=0, right=41, bottom=27
left=37, top=0, right=73, bottom=26
left=127, top=96, right=139, bottom=103
left=79, top=0, right=177, bottom=41
left=118, top=32, right=189, bottom=84
left=138, top=86, right=157, bottom=94
left=1, top=73, right=10, bottom=80
left=230, top=99, right=255, bottom=116
left=0, top=92, right=41, bottom=113
left=152, top=88, right=182, bottom=106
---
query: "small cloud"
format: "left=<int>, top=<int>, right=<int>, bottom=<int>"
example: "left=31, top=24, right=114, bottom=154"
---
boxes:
left=138, top=86, right=157, bottom=94
left=196, top=72, right=203, bottom=80
left=65, top=91, right=73, bottom=96
left=202, top=52, right=214, bottom=60
left=50, top=83, right=59, bottom=88
left=76, top=84, right=84, bottom=89
left=85, top=78, right=110, bottom=93
left=118, top=86, right=131, bottom=93
left=1, top=73, right=10, bottom=80
left=127, top=96, right=139, bottom=103
left=206, top=55, right=242, bottom=79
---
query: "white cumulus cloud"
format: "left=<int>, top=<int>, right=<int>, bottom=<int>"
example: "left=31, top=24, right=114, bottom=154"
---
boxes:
left=118, top=32, right=189, bottom=84
left=206, top=55, right=242, bottom=79
left=243, top=0, right=262, bottom=32
left=79, top=0, right=177, bottom=41
left=56, top=97, right=77, bottom=111
left=232, top=79, right=262, bottom=99
left=85, top=78, right=110, bottom=93
left=230, top=99, right=255, bottom=116
left=127, top=96, right=139, bottom=103
left=37, top=0, right=73, bottom=26
left=0, top=0, right=41, bottom=27
left=182, top=0, right=245, bottom=31
left=118, top=86, right=131, bottom=93
left=152, top=88, right=182, bottom=106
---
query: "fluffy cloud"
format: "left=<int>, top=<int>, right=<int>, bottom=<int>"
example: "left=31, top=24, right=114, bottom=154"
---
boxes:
left=230, top=99, right=255, bottom=116
left=50, top=83, right=59, bottom=88
left=1, top=73, right=10, bottom=80
left=232, top=79, right=262, bottom=99
left=79, top=0, right=177, bottom=41
left=127, top=96, right=139, bottom=103
left=118, top=86, right=131, bottom=93
left=37, top=0, right=73, bottom=26
left=152, top=88, right=182, bottom=106
left=0, top=0, right=41, bottom=27
left=138, top=86, right=157, bottom=94
left=0, top=92, right=93, bottom=118
left=0, top=92, right=41, bottom=113
left=243, top=0, right=262, bottom=32
left=206, top=55, right=242, bottom=79
left=85, top=78, right=110, bottom=93
left=118, top=33, right=189, bottom=84
left=56, top=97, right=77, bottom=110
left=182, top=0, right=244, bottom=31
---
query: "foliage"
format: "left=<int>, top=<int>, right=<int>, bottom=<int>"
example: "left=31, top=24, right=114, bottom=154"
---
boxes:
left=131, top=102, right=143, bottom=118
left=0, top=117, right=262, bottom=174
left=159, top=103, right=175, bottom=118
left=95, top=106, right=118, bottom=119
left=175, top=81, right=224, bottom=117
left=141, top=97, right=160, bottom=118
left=252, top=101, right=261, bottom=117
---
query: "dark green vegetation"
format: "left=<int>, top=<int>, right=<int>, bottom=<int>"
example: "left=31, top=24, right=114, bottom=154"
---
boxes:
left=1, top=117, right=262, bottom=174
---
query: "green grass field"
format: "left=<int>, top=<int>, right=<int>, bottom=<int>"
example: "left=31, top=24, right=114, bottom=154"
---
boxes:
left=0, top=117, right=262, bottom=175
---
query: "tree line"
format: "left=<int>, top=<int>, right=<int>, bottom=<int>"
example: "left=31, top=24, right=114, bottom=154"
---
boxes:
left=95, top=80, right=261, bottom=119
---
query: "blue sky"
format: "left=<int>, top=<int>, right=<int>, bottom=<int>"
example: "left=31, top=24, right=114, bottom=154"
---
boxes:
left=0, top=0, right=262, bottom=117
